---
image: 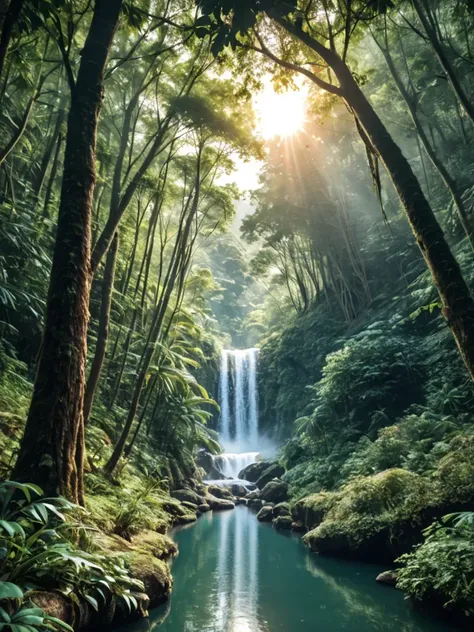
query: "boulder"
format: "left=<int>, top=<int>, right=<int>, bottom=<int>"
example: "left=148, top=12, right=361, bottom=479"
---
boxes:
left=182, top=501, right=199, bottom=512
left=171, top=488, right=202, bottom=505
left=174, top=513, right=197, bottom=525
left=206, top=494, right=235, bottom=510
left=257, top=505, right=273, bottom=522
left=239, top=460, right=285, bottom=483
left=291, top=521, right=307, bottom=533
left=198, top=503, right=211, bottom=512
left=245, top=490, right=261, bottom=501
left=161, top=499, right=190, bottom=517
left=207, top=484, right=234, bottom=500
left=231, top=483, right=250, bottom=497
left=376, top=571, right=398, bottom=587
left=196, top=448, right=214, bottom=473
left=273, top=515, right=293, bottom=530
left=238, top=460, right=269, bottom=482
left=291, top=492, right=336, bottom=529
left=260, top=480, right=289, bottom=504
left=127, top=554, right=172, bottom=608
left=272, top=502, right=290, bottom=518
left=255, top=463, right=286, bottom=489
left=131, top=530, right=177, bottom=560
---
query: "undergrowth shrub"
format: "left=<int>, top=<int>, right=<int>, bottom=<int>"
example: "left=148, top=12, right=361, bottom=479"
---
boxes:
left=0, top=481, right=144, bottom=617
left=397, top=512, right=474, bottom=617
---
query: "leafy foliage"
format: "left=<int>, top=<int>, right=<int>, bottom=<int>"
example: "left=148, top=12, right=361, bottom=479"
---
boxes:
left=0, top=481, right=144, bottom=616
left=397, top=512, right=474, bottom=616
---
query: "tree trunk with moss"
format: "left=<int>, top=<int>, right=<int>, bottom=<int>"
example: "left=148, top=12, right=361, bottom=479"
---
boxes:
left=13, top=0, right=123, bottom=503
left=271, top=14, right=474, bottom=381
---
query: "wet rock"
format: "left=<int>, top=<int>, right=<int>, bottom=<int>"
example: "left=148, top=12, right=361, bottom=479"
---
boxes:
left=198, top=503, right=211, bottom=512
left=235, top=498, right=248, bottom=505
left=174, top=513, right=197, bottom=525
left=182, top=501, right=199, bottom=512
left=207, top=484, right=234, bottom=500
left=257, top=505, right=273, bottom=522
left=231, top=483, right=250, bottom=497
left=127, top=554, right=172, bottom=608
left=291, top=521, right=307, bottom=533
left=260, top=479, right=289, bottom=504
left=272, top=502, right=290, bottom=518
left=255, top=463, right=286, bottom=489
left=206, top=494, right=235, bottom=510
left=171, top=488, right=202, bottom=505
left=376, top=571, right=398, bottom=587
left=238, top=460, right=271, bottom=482
left=273, top=515, right=293, bottom=530
left=245, top=490, right=261, bottom=501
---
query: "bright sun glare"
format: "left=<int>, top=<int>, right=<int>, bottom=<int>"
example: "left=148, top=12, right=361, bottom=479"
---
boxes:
left=254, top=79, right=308, bottom=140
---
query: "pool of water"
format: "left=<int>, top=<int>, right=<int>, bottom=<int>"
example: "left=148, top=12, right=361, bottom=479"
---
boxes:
left=120, top=505, right=452, bottom=632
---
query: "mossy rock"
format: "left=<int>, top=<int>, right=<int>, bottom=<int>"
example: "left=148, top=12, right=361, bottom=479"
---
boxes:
left=273, top=502, right=290, bottom=518
left=291, top=492, right=338, bottom=529
left=182, top=500, right=199, bottom=512
left=255, top=463, right=286, bottom=489
left=260, top=480, right=288, bottom=504
left=132, top=530, right=178, bottom=560
left=206, top=494, right=234, bottom=510
left=245, top=490, right=261, bottom=501
left=239, top=460, right=284, bottom=483
left=257, top=505, right=273, bottom=522
left=198, top=503, right=211, bottom=512
left=171, top=488, right=202, bottom=505
left=207, top=484, right=234, bottom=500
left=160, top=498, right=189, bottom=517
left=273, top=515, right=293, bottom=531
left=174, top=512, right=197, bottom=525
left=126, top=553, right=172, bottom=608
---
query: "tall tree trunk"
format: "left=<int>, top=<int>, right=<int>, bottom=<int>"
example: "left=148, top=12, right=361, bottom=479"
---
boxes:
left=12, top=0, right=123, bottom=502
left=0, top=0, right=24, bottom=87
left=270, top=13, right=474, bottom=381
left=412, top=0, right=474, bottom=124
left=83, top=232, right=118, bottom=425
left=105, top=158, right=202, bottom=475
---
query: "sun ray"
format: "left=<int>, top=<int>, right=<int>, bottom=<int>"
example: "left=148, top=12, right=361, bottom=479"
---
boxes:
left=254, top=78, right=308, bottom=139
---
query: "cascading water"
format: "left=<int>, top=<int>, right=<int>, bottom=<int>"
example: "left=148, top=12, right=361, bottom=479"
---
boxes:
left=212, top=348, right=261, bottom=480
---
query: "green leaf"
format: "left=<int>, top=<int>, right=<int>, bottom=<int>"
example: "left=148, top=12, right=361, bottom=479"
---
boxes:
left=0, top=582, right=24, bottom=600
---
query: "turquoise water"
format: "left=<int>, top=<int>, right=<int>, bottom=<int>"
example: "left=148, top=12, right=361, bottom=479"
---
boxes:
left=122, top=505, right=452, bottom=632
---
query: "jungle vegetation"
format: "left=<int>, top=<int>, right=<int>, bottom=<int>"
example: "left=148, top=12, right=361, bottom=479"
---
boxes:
left=0, top=0, right=474, bottom=626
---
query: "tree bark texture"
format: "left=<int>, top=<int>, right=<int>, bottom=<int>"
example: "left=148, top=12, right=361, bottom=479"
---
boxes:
left=13, top=0, right=123, bottom=502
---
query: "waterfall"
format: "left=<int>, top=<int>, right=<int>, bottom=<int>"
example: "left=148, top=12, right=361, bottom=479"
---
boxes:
left=208, top=348, right=261, bottom=481
left=213, top=452, right=260, bottom=480
left=218, top=348, right=259, bottom=451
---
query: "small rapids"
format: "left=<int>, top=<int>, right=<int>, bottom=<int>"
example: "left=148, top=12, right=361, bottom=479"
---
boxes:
left=212, top=451, right=260, bottom=479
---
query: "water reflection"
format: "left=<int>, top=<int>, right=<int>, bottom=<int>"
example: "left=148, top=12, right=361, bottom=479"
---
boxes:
left=121, top=506, right=452, bottom=632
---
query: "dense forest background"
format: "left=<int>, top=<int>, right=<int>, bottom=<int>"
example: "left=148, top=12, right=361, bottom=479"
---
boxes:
left=2, top=0, right=474, bottom=626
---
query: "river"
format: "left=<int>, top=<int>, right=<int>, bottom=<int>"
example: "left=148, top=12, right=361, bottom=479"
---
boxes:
left=120, top=505, right=452, bottom=632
